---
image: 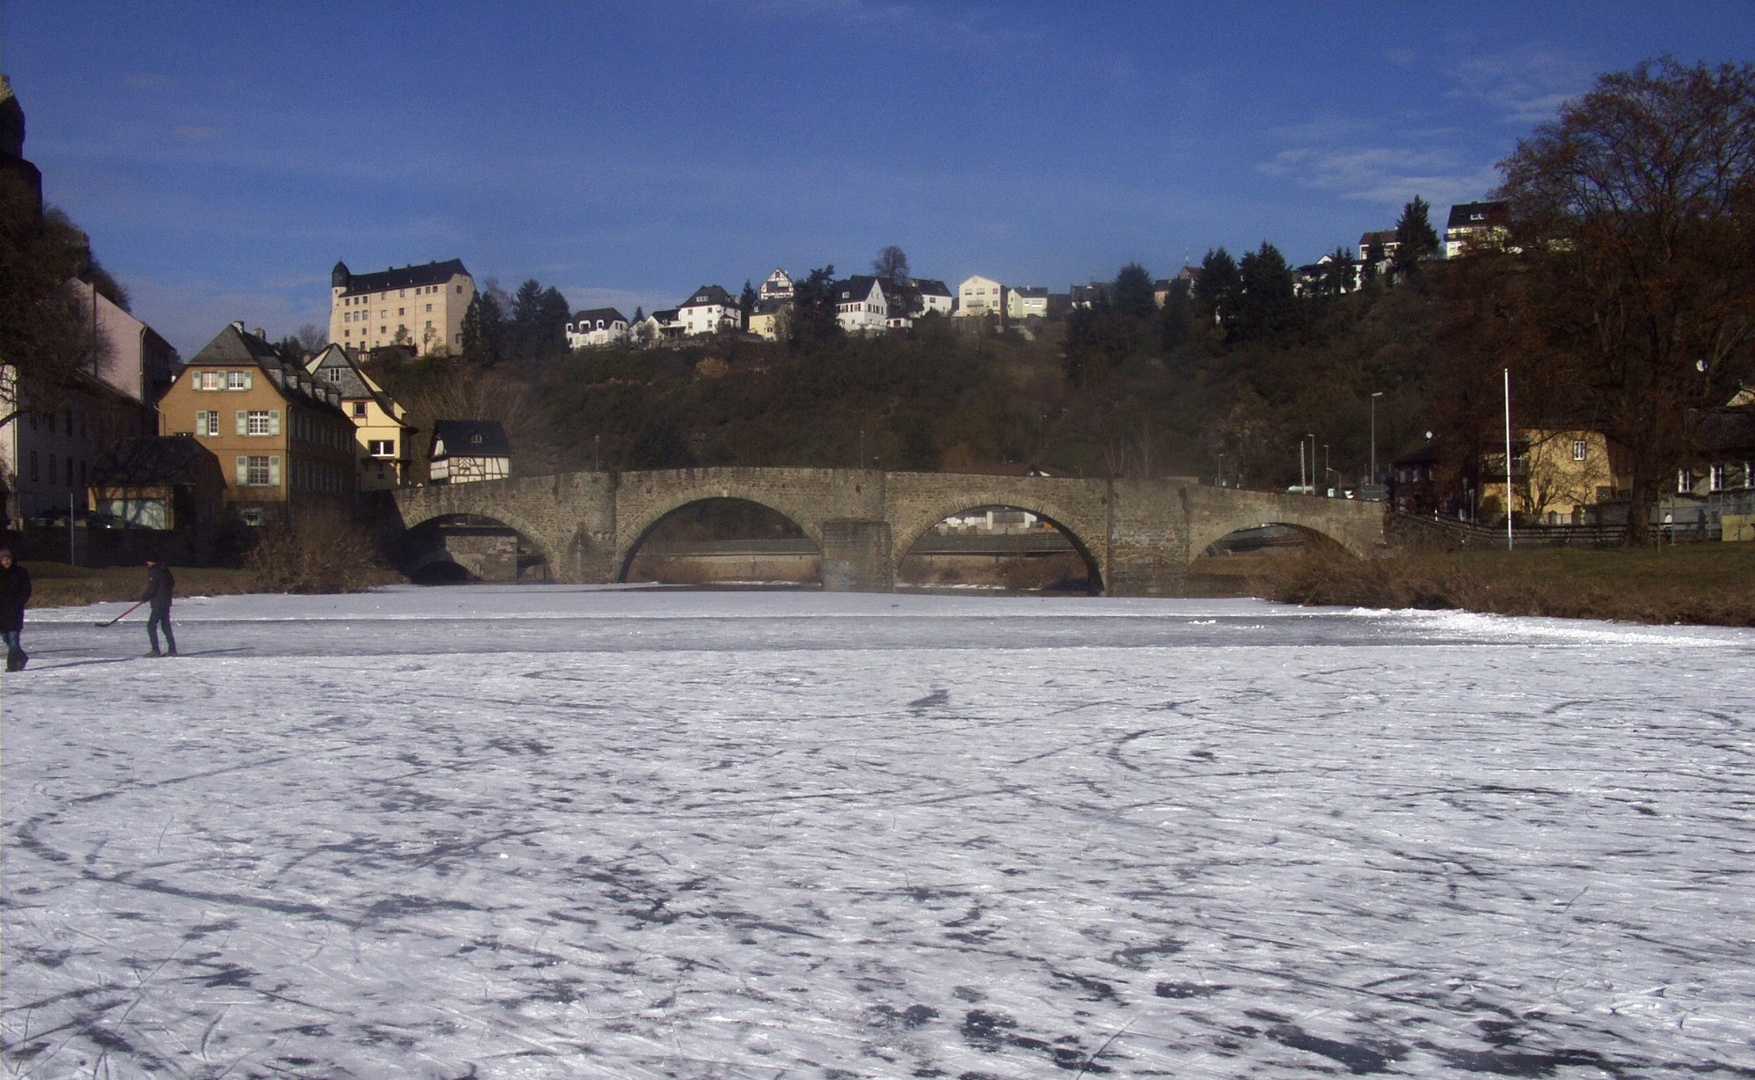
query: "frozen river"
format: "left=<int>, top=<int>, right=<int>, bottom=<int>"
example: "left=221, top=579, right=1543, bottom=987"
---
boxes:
left=3, top=586, right=1751, bottom=1078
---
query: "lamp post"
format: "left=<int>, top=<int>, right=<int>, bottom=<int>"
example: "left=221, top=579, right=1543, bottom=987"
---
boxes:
left=1307, top=434, right=1316, bottom=494
left=1323, top=443, right=1330, bottom=495
left=1216, top=451, right=1225, bottom=487
left=1369, top=392, right=1384, bottom=493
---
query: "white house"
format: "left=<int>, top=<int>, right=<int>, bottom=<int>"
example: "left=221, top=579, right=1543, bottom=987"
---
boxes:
left=758, top=268, right=794, bottom=301
left=835, top=276, right=891, bottom=334
left=956, top=275, right=1003, bottom=318
left=634, top=308, right=682, bottom=344
left=677, top=285, right=739, bottom=337
left=1445, top=201, right=1510, bottom=258
left=565, top=308, right=630, bottom=349
left=1006, top=286, right=1048, bottom=321
left=913, top=279, right=954, bottom=316
left=428, top=420, right=510, bottom=485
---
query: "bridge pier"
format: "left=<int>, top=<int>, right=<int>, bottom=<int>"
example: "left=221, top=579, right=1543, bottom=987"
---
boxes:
left=821, top=520, right=894, bottom=592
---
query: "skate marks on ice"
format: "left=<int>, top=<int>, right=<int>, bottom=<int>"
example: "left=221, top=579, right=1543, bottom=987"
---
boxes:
left=3, top=597, right=1753, bottom=1077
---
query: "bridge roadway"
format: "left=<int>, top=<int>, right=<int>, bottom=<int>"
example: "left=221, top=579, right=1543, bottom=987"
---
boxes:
left=390, top=467, right=1386, bottom=596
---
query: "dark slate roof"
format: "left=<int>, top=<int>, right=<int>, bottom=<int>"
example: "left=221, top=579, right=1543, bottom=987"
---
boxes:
left=1696, top=407, right=1755, bottom=454
left=681, top=285, right=735, bottom=308
left=183, top=323, right=352, bottom=421
left=1010, top=286, right=1048, bottom=298
left=649, top=308, right=680, bottom=322
left=912, top=278, right=951, bottom=297
left=571, top=307, right=628, bottom=326
left=338, top=259, right=470, bottom=296
left=430, top=419, right=511, bottom=460
left=1446, top=201, right=1507, bottom=229
left=91, top=436, right=225, bottom=487
left=752, top=297, right=790, bottom=315
left=186, top=321, right=285, bottom=367
left=836, top=275, right=885, bottom=302
left=307, top=344, right=404, bottom=420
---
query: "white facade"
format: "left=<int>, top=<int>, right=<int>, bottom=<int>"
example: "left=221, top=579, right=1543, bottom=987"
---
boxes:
left=565, top=309, right=631, bottom=349
left=835, top=278, right=890, bottom=334
left=677, top=286, right=738, bottom=337
left=758, top=268, right=793, bottom=301
left=956, top=275, right=1003, bottom=318
left=914, top=280, right=954, bottom=317
left=1006, top=287, right=1048, bottom=320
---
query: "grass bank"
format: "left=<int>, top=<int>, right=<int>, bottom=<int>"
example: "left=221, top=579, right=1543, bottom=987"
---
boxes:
left=26, top=563, right=273, bottom=609
left=1220, top=543, right=1755, bottom=627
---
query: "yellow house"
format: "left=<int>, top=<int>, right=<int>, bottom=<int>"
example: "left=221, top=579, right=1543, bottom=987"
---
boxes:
left=305, top=345, right=417, bottom=490
left=158, top=323, right=358, bottom=525
left=330, top=259, right=475, bottom=356
left=1481, top=428, right=1628, bottom=523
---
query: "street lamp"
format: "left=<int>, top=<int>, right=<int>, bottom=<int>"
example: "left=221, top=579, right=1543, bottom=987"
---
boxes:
left=1216, top=451, right=1226, bottom=487
left=1307, top=434, right=1316, bottom=494
left=1369, top=392, right=1384, bottom=492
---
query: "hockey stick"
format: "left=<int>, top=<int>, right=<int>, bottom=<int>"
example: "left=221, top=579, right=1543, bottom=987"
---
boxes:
left=96, top=600, right=147, bottom=628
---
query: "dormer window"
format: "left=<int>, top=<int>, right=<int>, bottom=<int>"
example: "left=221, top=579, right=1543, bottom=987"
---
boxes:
left=470, top=433, right=483, bottom=445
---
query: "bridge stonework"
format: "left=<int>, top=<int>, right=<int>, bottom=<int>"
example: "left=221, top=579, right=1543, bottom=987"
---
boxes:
left=390, top=468, right=1385, bottom=596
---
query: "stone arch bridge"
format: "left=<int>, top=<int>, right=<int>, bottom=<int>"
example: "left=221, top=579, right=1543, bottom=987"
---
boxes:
left=390, top=468, right=1385, bottom=595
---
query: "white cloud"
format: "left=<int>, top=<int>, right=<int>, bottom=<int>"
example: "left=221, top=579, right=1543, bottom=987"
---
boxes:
left=1260, top=147, right=1498, bottom=208
left=1449, top=46, right=1593, bottom=125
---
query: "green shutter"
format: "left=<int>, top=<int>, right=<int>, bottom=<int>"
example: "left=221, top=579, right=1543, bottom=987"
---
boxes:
left=242, top=370, right=253, bottom=390
left=196, top=410, right=208, bottom=435
left=236, top=455, right=249, bottom=485
left=269, top=410, right=281, bottom=436
left=236, top=410, right=247, bottom=436
left=269, top=456, right=281, bottom=486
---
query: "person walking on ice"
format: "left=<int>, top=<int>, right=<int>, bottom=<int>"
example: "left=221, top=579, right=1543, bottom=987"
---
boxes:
left=138, top=557, right=176, bottom=657
left=0, top=547, right=32, bottom=671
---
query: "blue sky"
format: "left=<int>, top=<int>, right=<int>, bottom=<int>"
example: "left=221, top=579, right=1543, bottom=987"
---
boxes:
left=4, top=1, right=1751, bottom=356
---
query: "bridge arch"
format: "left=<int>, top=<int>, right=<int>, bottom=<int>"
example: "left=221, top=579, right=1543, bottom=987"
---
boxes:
left=1186, top=503, right=1370, bottom=566
left=616, top=491, right=822, bottom=583
left=398, top=509, right=556, bottom=583
left=892, top=494, right=1106, bottom=594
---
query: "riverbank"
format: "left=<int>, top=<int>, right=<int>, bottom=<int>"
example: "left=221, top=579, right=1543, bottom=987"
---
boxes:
left=1229, top=543, right=1755, bottom=627
left=22, top=542, right=1754, bottom=626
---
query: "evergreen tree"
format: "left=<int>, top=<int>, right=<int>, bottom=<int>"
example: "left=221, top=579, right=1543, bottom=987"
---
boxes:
left=1392, top=195, right=1439, bottom=278
left=788, top=266, right=842, bottom=351
left=1193, top=248, right=1240, bottom=329
left=1159, top=278, right=1192, bottom=351
left=1235, top=242, right=1295, bottom=341
left=460, top=289, right=507, bottom=366
left=739, top=280, right=757, bottom=332
left=1112, top=263, right=1156, bottom=320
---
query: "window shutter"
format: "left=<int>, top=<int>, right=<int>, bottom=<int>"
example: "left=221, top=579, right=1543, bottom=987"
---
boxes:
left=269, top=410, right=281, bottom=436
left=196, top=410, right=208, bottom=434
left=269, top=456, right=281, bottom=486
left=236, top=456, right=249, bottom=485
left=243, top=371, right=254, bottom=390
left=236, top=410, right=248, bottom=435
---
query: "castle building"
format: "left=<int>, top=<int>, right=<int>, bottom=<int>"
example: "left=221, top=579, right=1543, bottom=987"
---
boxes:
left=329, top=259, right=475, bottom=356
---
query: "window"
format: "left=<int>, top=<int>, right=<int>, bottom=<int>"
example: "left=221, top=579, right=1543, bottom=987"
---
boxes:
left=227, top=370, right=251, bottom=390
left=1572, top=439, right=1587, bottom=461
left=326, top=368, right=343, bottom=383
left=368, top=439, right=395, bottom=457
left=242, top=409, right=280, bottom=436
left=238, top=454, right=279, bottom=486
left=1709, top=464, right=1726, bottom=491
left=344, top=329, right=351, bottom=338
left=240, top=507, right=265, bottom=527
left=195, top=410, right=219, bottom=436
left=1678, top=468, right=1693, bottom=493
left=398, top=308, right=404, bottom=316
left=425, top=304, right=432, bottom=312
left=352, top=401, right=366, bottom=417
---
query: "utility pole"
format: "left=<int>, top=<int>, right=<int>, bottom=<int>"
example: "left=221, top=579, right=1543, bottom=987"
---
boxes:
left=1504, top=369, right=1514, bottom=550
left=1370, top=391, right=1384, bottom=496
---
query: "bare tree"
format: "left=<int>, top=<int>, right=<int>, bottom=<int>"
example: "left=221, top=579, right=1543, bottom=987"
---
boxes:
left=1494, top=58, right=1755, bottom=542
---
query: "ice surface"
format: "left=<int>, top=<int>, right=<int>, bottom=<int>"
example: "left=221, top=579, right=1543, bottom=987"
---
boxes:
left=3, top=585, right=1752, bottom=1078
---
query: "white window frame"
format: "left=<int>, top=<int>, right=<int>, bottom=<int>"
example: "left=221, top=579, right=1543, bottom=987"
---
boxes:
left=1571, top=439, right=1587, bottom=462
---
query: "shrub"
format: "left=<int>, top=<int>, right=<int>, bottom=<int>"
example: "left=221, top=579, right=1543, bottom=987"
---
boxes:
left=243, top=507, right=403, bottom=594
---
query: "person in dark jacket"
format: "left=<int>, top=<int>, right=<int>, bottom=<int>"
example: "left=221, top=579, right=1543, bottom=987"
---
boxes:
left=0, top=547, right=31, bottom=671
left=138, top=557, right=176, bottom=658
